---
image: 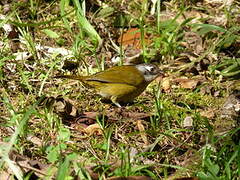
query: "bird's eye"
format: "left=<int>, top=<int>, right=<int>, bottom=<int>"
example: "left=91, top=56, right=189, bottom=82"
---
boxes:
left=148, top=66, right=155, bottom=72
left=150, top=67, right=154, bottom=71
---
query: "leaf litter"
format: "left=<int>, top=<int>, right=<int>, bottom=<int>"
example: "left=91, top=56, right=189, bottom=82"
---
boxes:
left=0, top=0, right=240, bottom=179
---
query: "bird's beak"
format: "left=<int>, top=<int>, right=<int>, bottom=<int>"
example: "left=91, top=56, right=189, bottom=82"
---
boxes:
left=158, top=70, right=165, bottom=77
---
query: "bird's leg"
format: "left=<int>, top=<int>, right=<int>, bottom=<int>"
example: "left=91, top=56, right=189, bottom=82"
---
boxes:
left=111, top=96, right=121, bottom=108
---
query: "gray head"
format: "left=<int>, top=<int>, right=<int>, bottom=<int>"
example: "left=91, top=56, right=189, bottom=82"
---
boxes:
left=135, top=63, right=162, bottom=82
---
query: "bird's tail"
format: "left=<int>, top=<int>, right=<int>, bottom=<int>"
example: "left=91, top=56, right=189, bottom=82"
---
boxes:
left=55, top=75, right=85, bottom=81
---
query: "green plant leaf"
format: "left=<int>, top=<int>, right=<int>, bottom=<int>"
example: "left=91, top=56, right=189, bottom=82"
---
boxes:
left=56, top=156, right=70, bottom=180
left=58, top=127, right=71, bottom=142
left=46, top=146, right=59, bottom=163
left=193, top=24, right=227, bottom=35
left=60, top=0, right=72, bottom=33
left=96, top=7, right=115, bottom=18
left=72, top=0, right=101, bottom=45
left=42, top=29, right=60, bottom=38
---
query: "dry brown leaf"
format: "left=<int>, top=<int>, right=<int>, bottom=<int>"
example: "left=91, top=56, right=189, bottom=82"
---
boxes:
left=84, top=165, right=99, bottom=180
left=173, top=177, right=199, bottom=180
left=124, top=48, right=142, bottom=65
left=208, top=14, right=228, bottom=26
left=129, top=147, right=138, bottom=162
left=161, top=77, right=172, bottom=92
left=4, top=149, right=50, bottom=179
left=71, top=112, right=100, bottom=128
left=200, top=109, right=215, bottom=119
left=107, top=176, right=152, bottom=180
left=81, top=112, right=99, bottom=119
left=159, top=9, right=207, bottom=25
left=0, top=171, right=11, bottom=180
left=184, top=32, right=203, bottom=54
left=84, top=123, right=102, bottom=136
left=204, top=0, right=234, bottom=8
left=27, top=136, right=42, bottom=147
left=174, top=78, right=199, bottom=89
left=183, top=116, right=193, bottom=128
left=121, top=112, right=150, bottom=120
left=17, top=160, right=48, bottom=178
left=136, top=120, right=149, bottom=145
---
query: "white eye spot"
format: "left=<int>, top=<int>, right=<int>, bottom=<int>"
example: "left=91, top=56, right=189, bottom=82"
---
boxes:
left=145, top=65, right=154, bottom=72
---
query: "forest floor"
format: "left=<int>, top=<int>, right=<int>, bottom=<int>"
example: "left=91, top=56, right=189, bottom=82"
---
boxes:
left=0, top=0, right=240, bottom=179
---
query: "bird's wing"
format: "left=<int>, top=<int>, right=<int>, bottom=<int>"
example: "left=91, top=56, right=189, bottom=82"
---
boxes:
left=85, top=66, right=145, bottom=87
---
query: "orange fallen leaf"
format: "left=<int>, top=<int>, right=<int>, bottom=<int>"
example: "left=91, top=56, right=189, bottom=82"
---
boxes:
left=118, top=28, right=151, bottom=49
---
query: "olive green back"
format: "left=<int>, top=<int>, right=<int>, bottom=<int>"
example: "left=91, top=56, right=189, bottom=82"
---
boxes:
left=84, top=65, right=146, bottom=87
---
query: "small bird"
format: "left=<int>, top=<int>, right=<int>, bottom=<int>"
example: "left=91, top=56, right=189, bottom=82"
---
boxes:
left=56, top=64, right=162, bottom=107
